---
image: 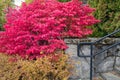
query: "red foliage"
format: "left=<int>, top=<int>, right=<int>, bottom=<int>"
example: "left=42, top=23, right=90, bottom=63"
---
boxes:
left=0, top=0, right=99, bottom=59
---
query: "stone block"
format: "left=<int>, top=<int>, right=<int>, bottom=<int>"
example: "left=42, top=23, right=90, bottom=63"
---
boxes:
left=66, top=44, right=77, bottom=57
left=116, top=57, right=120, bottom=66
left=97, top=57, right=115, bottom=72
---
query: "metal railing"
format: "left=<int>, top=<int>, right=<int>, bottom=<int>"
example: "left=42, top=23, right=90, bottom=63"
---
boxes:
left=77, top=29, right=120, bottom=80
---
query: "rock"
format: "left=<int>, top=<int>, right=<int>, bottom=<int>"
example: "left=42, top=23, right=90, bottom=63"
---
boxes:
left=66, top=44, right=77, bottom=57
left=66, top=44, right=90, bottom=79
left=114, top=66, right=120, bottom=74
left=79, top=45, right=91, bottom=56
left=101, top=72, right=120, bottom=80
left=66, top=44, right=81, bottom=79
left=97, top=57, right=115, bottom=72
left=80, top=58, right=90, bottom=79
left=115, top=57, right=120, bottom=66
left=65, top=38, right=120, bottom=79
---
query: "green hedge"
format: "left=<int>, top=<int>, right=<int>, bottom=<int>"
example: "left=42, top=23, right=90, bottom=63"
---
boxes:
left=88, top=0, right=120, bottom=37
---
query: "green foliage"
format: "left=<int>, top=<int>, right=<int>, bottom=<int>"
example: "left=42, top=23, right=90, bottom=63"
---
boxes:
left=25, top=0, right=33, bottom=4
left=0, top=0, right=14, bottom=30
left=88, top=0, right=120, bottom=37
left=0, top=53, right=73, bottom=80
left=25, top=0, right=71, bottom=4
left=58, top=0, right=71, bottom=2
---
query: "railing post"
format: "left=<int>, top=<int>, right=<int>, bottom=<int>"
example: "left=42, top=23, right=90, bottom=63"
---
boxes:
left=90, top=44, right=93, bottom=80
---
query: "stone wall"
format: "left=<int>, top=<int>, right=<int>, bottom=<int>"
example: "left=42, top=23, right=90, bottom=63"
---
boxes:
left=65, top=38, right=120, bottom=80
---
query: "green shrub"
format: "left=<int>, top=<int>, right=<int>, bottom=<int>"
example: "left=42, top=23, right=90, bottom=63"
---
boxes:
left=88, top=0, right=120, bottom=37
left=0, top=53, right=73, bottom=80
left=0, top=0, right=14, bottom=30
left=58, top=0, right=71, bottom=2
left=25, top=0, right=33, bottom=4
left=25, top=0, right=71, bottom=3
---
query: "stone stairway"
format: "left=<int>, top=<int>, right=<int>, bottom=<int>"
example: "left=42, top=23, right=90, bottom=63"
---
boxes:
left=65, top=38, right=120, bottom=80
left=93, top=66, right=120, bottom=80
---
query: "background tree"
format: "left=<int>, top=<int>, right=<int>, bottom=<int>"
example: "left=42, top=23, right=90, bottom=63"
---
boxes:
left=25, top=0, right=71, bottom=4
left=58, top=0, right=70, bottom=2
left=0, top=0, right=14, bottom=30
left=88, top=0, right=120, bottom=37
left=25, top=0, right=33, bottom=4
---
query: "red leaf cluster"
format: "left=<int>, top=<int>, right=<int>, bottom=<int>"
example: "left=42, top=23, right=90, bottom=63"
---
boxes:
left=0, top=0, right=99, bottom=59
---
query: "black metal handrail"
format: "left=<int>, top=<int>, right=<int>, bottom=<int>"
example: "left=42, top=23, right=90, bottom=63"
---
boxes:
left=94, top=29, right=120, bottom=43
left=77, top=29, right=120, bottom=80
left=94, top=42, right=120, bottom=57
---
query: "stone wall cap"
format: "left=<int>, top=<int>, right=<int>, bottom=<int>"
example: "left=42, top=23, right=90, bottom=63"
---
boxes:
left=64, top=38, right=120, bottom=44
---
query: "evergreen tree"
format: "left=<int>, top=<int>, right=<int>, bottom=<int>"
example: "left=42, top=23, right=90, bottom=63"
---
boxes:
left=25, top=0, right=33, bottom=4
left=0, top=0, right=14, bottom=30
left=88, top=0, right=120, bottom=37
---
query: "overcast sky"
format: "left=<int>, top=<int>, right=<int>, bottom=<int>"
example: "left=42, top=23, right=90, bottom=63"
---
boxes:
left=14, top=0, right=25, bottom=6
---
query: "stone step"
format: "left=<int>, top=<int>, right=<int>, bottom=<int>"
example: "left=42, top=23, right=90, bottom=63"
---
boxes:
left=114, top=66, right=120, bottom=74
left=93, top=76, right=103, bottom=80
left=101, top=72, right=120, bottom=80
